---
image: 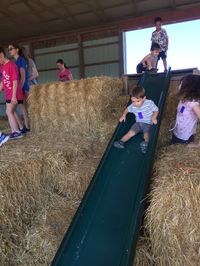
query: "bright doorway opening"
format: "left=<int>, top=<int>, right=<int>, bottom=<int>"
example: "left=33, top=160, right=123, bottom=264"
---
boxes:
left=124, top=19, right=200, bottom=74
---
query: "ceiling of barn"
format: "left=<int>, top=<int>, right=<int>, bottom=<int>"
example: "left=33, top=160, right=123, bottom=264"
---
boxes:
left=1, top=0, right=200, bottom=42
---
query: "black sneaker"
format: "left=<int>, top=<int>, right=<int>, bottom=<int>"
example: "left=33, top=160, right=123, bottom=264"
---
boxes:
left=19, top=126, right=30, bottom=134
left=10, top=131, right=23, bottom=140
left=140, top=141, right=148, bottom=154
left=113, top=140, right=125, bottom=149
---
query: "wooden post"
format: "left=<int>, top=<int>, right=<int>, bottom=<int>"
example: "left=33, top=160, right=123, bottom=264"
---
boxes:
left=118, top=29, right=124, bottom=77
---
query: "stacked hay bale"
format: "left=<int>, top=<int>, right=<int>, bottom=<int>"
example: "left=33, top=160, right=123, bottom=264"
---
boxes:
left=134, top=237, right=153, bottom=266
left=134, top=77, right=200, bottom=265
left=28, top=77, right=123, bottom=139
left=144, top=145, right=200, bottom=265
left=0, top=77, right=128, bottom=266
left=157, top=79, right=180, bottom=147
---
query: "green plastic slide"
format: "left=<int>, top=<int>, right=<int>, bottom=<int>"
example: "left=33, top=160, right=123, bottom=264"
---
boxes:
left=52, top=71, right=171, bottom=266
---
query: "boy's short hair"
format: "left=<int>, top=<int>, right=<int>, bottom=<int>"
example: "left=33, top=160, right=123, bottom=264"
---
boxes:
left=151, top=43, right=160, bottom=51
left=130, top=86, right=145, bottom=98
left=154, top=17, right=162, bottom=24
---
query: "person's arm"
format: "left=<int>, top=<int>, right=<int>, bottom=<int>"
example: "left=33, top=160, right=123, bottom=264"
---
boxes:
left=164, top=29, right=169, bottom=50
left=192, top=104, right=200, bottom=119
left=19, top=67, right=25, bottom=88
left=151, top=111, right=159, bottom=125
left=187, top=104, right=200, bottom=147
left=68, top=71, right=73, bottom=80
left=151, top=101, right=159, bottom=124
left=11, top=80, right=18, bottom=104
left=119, top=107, right=128, bottom=122
left=29, top=62, right=39, bottom=81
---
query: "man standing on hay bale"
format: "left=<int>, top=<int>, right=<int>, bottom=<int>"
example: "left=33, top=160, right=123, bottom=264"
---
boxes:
left=113, top=85, right=159, bottom=154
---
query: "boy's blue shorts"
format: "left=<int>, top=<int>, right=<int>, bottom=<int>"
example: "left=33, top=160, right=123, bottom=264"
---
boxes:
left=158, top=51, right=167, bottom=60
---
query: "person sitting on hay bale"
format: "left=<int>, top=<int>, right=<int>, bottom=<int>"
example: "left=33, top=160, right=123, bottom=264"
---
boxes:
left=171, top=74, right=200, bottom=146
left=136, top=43, right=160, bottom=74
left=113, top=85, right=159, bottom=154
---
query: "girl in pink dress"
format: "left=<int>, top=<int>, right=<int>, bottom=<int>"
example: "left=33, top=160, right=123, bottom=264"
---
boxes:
left=56, top=59, right=72, bottom=82
left=171, top=74, right=200, bottom=145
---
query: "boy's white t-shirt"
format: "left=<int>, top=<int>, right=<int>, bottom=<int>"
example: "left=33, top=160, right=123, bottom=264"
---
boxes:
left=173, top=100, right=199, bottom=140
left=128, top=99, right=158, bottom=124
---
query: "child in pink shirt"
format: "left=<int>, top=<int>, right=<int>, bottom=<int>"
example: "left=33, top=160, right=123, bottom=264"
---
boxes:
left=56, top=59, right=72, bottom=81
left=0, top=47, right=24, bottom=139
left=171, top=74, right=200, bottom=145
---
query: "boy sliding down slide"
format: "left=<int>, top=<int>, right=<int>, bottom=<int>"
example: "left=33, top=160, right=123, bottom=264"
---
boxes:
left=113, top=86, right=159, bottom=154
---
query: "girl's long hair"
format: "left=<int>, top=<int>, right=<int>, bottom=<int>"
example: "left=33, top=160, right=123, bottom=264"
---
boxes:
left=178, top=74, right=200, bottom=102
left=9, top=43, right=29, bottom=68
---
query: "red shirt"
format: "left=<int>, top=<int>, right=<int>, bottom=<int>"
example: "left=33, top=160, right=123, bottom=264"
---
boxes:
left=1, top=60, right=23, bottom=100
left=58, top=68, right=72, bottom=81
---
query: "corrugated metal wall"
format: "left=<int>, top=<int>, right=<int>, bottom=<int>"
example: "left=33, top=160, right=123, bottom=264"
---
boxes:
left=33, top=35, right=120, bottom=83
left=34, top=43, right=80, bottom=83
left=83, top=36, right=120, bottom=77
left=0, top=35, right=121, bottom=117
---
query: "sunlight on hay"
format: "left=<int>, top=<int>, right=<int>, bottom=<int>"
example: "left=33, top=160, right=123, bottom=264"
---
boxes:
left=145, top=145, right=200, bottom=266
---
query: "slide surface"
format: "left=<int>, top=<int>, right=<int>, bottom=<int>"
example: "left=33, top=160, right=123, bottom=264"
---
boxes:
left=52, top=71, right=171, bottom=266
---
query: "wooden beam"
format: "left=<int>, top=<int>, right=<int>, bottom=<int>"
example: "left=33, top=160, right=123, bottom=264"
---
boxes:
left=78, top=34, right=85, bottom=78
left=5, top=4, right=200, bottom=45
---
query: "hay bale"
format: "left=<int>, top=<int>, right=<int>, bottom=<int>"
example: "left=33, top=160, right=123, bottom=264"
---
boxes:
left=134, top=236, right=153, bottom=266
left=0, top=129, right=108, bottom=266
left=157, top=79, right=180, bottom=147
left=145, top=145, right=200, bottom=266
left=28, top=77, right=123, bottom=137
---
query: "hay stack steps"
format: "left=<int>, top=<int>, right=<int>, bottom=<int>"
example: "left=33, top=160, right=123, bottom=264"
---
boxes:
left=28, top=77, right=123, bottom=137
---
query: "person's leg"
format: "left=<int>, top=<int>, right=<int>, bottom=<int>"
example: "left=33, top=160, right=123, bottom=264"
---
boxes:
left=18, top=103, right=30, bottom=129
left=121, top=130, right=136, bottom=142
left=140, top=124, right=152, bottom=154
left=14, top=111, right=23, bottom=129
left=156, top=53, right=161, bottom=69
left=143, top=132, right=150, bottom=142
left=171, top=134, right=194, bottom=145
left=113, top=122, right=140, bottom=149
left=163, top=58, right=167, bottom=71
left=136, top=63, right=146, bottom=74
left=161, top=51, right=167, bottom=71
left=6, top=103, right=20, bottom=132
